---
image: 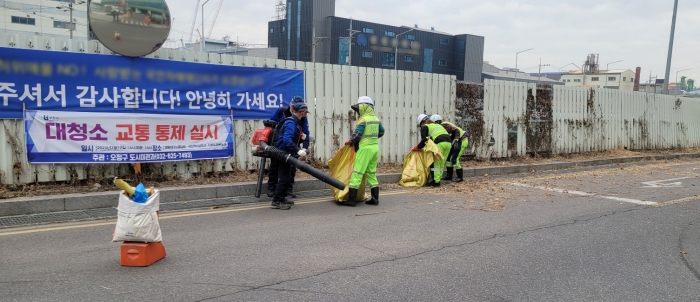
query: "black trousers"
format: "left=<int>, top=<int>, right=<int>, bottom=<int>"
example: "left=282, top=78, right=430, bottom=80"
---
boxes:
left=272, top=161, right=294, bottom=203
left=267, top=158, right=296, bottom=191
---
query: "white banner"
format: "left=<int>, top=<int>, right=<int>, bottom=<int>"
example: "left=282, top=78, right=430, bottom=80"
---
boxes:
left=24, top=110, right=233, bottom=163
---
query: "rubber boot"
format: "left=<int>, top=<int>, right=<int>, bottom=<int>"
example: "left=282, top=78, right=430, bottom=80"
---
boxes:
left=366, top=187, right=379, bottom=205
left=344, top=188, right=358, bottom=207
left=455, top=169, right=464, bottom=182
left=442, top=167, right=453, bottom=181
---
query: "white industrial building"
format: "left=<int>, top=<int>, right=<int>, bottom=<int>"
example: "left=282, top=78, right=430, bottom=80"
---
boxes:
left=1, top=0, right=89, bottom=40
left=560, top=69, right=636, bottom=91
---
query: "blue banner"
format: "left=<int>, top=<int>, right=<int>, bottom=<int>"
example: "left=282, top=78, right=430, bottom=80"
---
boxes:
left=0, top=47, right=305, bottom=119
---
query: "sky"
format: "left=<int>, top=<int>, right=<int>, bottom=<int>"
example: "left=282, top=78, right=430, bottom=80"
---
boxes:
left=162, top=0, right=700, bottom=84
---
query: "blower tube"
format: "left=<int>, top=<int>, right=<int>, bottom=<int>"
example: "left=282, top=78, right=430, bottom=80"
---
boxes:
left=259, top=142, right=346, bottom=191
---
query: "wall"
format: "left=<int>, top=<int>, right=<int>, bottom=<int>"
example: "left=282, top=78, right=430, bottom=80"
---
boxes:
left=0, top=32, right=456, bottom=185
left=473, top=80, right=699, bottom=159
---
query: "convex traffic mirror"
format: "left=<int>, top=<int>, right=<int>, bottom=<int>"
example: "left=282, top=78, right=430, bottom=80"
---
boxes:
left=88, top=0, right=171, bottom=57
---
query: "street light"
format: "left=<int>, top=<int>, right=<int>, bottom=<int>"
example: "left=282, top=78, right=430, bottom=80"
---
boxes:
left=394, top=29, right=414, bottom=70
left=535, top=58, right=550, bottom=86
left=514, top=48, right=533, bottom=82
left=676, top=68, right=692, bottom=93
left=605, top=60, right=623, bottom=89
left=201, top=0, right=211, bottom=52
left=56, top=0, right=85, bottom=40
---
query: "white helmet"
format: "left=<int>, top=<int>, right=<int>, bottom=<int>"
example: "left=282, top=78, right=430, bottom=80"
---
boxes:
left=357, top=96, right=374, bottom=105
left=416, top=114, right=429, bottom=127
left=430, top=114, right=442, bottom=123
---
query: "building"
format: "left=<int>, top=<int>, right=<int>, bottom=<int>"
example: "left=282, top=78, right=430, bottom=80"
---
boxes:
left=267, top=0, right=485, bottom=82
left=1, top=0, right=89, bottom=40
left=560, top=69, right=636, bottom=91
left=482, top=62, right=563, bottom=85
left=184, top=38, right=278, bottom=59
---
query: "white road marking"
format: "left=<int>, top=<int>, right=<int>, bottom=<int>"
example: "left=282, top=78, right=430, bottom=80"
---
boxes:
left=510, top=183, right=658, bottom=206
left=641, top=177, right=692, bottom=188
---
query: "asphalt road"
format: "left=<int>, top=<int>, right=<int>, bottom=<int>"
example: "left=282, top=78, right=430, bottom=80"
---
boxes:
left=2, top=159, right=700, bottom=301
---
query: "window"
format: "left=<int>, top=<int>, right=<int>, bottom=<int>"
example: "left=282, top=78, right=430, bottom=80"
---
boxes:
left=11, top=16, right=35, bottom=25
left=406, top=34, right=415, bottom=40
left=405, top=55, right=414, bottom=62
left=382, top=52, right=395, bottom=67
left=591, top=77, right=599, bottom=81
left=608, top=76, right=616, bottom=81
left=385, top=31, right=395, bottom=37
left=438, top=60, right=447, bottom=66
left=270, top=28, right=274, bottom=34
left=631, top=78, right=634, bottom=82
left=282, top=27, right=286, bottom=32
left=440, top=38, right=449, bottom=45
left=574, top=79, right=581, bottom=83
left=363, top=27, right=374, bottom=34
left=362, top=50, right=373, bottom=58
left=53, top=21, right=75, bottom=30
left=623, top=77, right=627, bottom=81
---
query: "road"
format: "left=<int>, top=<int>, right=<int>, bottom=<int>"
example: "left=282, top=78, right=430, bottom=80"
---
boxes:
left=2, top=159, right=700, bottom=301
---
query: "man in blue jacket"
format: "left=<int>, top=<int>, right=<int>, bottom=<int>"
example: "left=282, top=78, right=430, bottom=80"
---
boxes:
left=267, top=96, right=310, bottom=198
left=271, top=99, right=310, bottom=210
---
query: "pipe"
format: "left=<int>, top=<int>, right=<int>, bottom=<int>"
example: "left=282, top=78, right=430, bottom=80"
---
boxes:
left=254, top=156, right=267, bottom=198
left=258, top=142, right=346, bottom=190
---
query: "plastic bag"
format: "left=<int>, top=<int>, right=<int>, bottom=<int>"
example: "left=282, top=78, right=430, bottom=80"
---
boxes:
left=132, top=183, right=149, bottom=203
left=113, top=190, right=162, bottom=242
left=328, top=145, right=369, bottom=202
left=399, top=140, right=444, bottom=187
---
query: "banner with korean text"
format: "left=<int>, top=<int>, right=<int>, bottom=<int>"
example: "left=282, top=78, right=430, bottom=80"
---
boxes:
left=0, top=47, right=304, bottom=119
left=24, top=110, right=234, bottom=164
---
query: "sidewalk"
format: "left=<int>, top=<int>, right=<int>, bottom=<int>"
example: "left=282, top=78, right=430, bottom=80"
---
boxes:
left=1, top=152, right=699, bottom=227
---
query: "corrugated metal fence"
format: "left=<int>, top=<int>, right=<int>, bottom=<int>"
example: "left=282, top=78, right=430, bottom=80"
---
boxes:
left=0, top=33, right=456, bottom=184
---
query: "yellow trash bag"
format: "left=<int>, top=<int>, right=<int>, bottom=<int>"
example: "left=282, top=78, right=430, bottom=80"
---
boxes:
left=328, top=145, right=369, bottom=202
left=399, top=140, right=444, bottom=187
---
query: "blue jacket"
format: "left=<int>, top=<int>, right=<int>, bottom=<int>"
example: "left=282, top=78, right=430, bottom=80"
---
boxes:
left=275, top=115, right=303, bottom=154
left=271, top=106, right=310, bottom=148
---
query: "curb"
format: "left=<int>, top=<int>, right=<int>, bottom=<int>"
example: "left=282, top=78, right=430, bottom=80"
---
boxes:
left=2, top=153, right=699, bottom=217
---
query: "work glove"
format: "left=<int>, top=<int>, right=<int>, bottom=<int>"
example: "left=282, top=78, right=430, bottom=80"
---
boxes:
left=301, top=133, right=307, bottom=140
left=412, top=146, right=420, bottom=152
left=297, top=149, right=307, bottom=159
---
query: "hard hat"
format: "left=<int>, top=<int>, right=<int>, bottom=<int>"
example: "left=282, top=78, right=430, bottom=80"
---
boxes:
left=416, top=114, right=429, bottom=127
left=430, top=114, right=442, bottom=122
left=357, top=96, right=374, bottom=105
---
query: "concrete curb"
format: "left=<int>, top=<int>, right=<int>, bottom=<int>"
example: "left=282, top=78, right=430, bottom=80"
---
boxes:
left=2, top=153, right=699, bottom=217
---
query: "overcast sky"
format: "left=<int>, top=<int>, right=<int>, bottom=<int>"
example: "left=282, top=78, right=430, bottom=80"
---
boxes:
left=163, top=0, right=700, bottom=84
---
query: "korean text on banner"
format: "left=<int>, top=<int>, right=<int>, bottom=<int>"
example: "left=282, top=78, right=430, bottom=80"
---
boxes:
left=24, top=110, right=234, bottom=164
left=0, top=47, right=305, bottom=119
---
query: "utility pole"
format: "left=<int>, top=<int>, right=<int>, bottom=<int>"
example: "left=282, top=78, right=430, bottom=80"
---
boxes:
left=311, top=26, right=327, bottom=63
left=201, top=0, right=210, bottom=52
left=345, top=18, right=360, bottom=66
left=662, top=0, right=679, bottom=94
left=69, top=0, right=73, bottom=39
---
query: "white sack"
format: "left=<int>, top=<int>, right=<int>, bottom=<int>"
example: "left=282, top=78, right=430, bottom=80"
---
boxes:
left=112, top=190, right=163, bottom=242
